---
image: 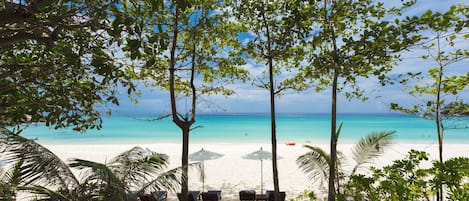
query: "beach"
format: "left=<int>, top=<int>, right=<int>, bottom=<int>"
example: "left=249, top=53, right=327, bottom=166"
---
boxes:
left=42, top=142, right=469, bottom=201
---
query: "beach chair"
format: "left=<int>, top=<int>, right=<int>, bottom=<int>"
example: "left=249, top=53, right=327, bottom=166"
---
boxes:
left=190, top=191, right=201, bottom=200
left=152, top=191, right=167, bottom=201
left=201, top=192, right=220, bottom=201
left=239, top=190, right=256, bottom=201
left=177, top=191, right=199, bottom=201
left=129, top=190, right=139, bottom=199
left=207, top=190, right=222, bottom=200
left=266, top=191, right=286, bottom=201
left=138, top=193, right=155, bottom=201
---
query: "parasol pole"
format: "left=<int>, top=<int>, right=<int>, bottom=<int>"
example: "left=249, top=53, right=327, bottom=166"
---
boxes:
left=202, top=160, right=205, bottom=192
left=261, top=159, right=263, bottom=193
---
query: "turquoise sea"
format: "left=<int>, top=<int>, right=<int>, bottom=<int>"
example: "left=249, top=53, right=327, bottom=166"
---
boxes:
left=21, top=113, right=469, bottom=144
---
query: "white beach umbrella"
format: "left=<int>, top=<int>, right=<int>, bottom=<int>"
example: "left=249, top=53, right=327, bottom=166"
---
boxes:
left=189, top=148, right=224, bottom=191
left=242, top=147, right=282, bottom=193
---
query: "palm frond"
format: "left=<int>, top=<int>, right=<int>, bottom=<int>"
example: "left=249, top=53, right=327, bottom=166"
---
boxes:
left=107, top=146, right=170, bottom=188
left=0, top=130, right=79, bottom=189
left=0, top=159, right=24, bottom=186
left=296, top=145, right=330, bottom=185
left=140, top=162, right=201, bottom=193
left=68, top=158, right=127, bottom=200
left=17, top=185, right=70, bottom=201
left=0, top=163, right=11, bottom=182
left=351, top=130, right=395, bottom=176
left=335, top=122, right=344, bottom=143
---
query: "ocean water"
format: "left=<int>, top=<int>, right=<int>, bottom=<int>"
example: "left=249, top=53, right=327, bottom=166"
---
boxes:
left=20, top=113, right=469, bottom=144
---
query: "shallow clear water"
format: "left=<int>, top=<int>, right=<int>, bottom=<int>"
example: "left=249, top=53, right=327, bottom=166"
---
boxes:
left=20, top=113, right=469, bottom=144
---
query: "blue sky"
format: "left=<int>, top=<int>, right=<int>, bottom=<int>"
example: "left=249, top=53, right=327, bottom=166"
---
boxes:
left=110, top=0, right=468, bottom=116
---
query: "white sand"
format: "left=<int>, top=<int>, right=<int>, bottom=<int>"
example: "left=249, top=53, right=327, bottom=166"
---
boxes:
left=42, top=142, right=468, bottom=201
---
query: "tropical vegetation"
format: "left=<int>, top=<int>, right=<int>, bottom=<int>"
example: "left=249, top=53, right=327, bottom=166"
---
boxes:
left=0, top=0, right=467, bottom=200
left=297, top=141, right=469, bottom=201
left=297, top=130, right=396, bottom=198
left=0, top=129, right=188, bottom=201
left=109, top=2, right=249, bottom=200
left=229, top=1, right=309, bottom=200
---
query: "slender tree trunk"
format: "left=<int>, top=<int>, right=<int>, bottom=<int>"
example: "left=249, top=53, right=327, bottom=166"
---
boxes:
left=269, top=53, right=280, bottom=201
left=168, top=6, right=189, bottom=201
left=326, top=0, right=340, bottom=199
left=182, top=126, right=190, bottom=199
left=328, top=67, right=339, bottom=201
left=435, top=33, right=444, bottom=201
left=261, top=4, right=280, bottom=201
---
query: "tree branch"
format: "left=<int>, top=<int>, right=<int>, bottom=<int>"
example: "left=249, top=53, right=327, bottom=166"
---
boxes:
left=0, top=31, right=54, bottom=48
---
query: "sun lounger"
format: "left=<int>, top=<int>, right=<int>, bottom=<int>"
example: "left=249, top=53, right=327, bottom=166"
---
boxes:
left=207, top=190, right=222, bottom=200
left=152, top=191, right=167, bottom=201
left=266, top=191, right=285, bottom=201
left=239, top=190, right=256, bottom=201
left=138, top=193, right=155, bottom=201
left=201, top=192, right=220, bottom=201
left=177, top=191, right=200, bottom=201
left=129, top=190, right=139, bottom=198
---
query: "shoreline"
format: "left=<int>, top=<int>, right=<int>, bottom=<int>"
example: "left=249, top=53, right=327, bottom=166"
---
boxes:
left=35, top=138, right=469, bottom=145
left=40, top=142, right=468, bottom=201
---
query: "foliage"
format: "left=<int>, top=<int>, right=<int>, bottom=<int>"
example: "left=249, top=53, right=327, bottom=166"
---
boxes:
left=290, top=190, right=317, bottom=201
left=0, top=159, right=22, bottom=200
left=113, top=1, right=249, bottom=198
left=0, top=129, right=186, bottom=201
left=229, top=1, right=311, bottom=198
left=371, top=150, right=433, bottom=200
left=339, top=150, right=469, bottom=200
left=441, top=99, right=469, bottom=117
left=112, top=0, right=248, bottom=98
left=294, top=1, right=421, bottom=199
left=230, top=0, right=311, bottom=93
left=300, top=0, right=421, bottom=99
left=0, top=0, right=136, bottom=131
left=390, top=5, right=468, bottom=198
left=297, top=130, right=395, bottom=197
left=390, top=3, right=469, bottom=140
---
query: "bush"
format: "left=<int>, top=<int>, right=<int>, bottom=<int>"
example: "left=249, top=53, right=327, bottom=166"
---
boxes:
left=338, top=150, right=469, bottom=201
left=297, top=150, right=468, bottom=200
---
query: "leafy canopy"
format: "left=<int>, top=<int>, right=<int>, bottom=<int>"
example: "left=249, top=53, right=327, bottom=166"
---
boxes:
left=0, top=0, right=136, bottom=131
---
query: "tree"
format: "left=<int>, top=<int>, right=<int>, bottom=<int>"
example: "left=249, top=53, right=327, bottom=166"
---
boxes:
left=390, top=4, right=468, bottom=200
left=229, top=1, right=309, bottom=199
left=298, top=1, right=420, bottom=199
left=0, top=129, right=185, bottom=201
left=112, top=1, right=248, bottom=199
left=297, top=130, right=395, bottom=199
left=441, top=100, right=469, bottom=117
left=0, top=0, right=136, bottom=132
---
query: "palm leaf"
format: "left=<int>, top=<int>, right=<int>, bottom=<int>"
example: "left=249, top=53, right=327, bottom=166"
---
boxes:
left=17, top=185, right=70, bottom=201
left=335, top=122, right=344, bottom=143
left=351, top=130, right=395, bottom=176
left=107, top=146, right=170, bottom=188
left=68, top=158, right=127, bottom=200
left=139, top=162, right=201, bottom=193
left=296, top=145, right=330, bottom=186
left=0, top=130, right=79, bottom=189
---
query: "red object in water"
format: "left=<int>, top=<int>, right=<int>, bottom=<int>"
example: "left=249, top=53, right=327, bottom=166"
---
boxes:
left=285, top=142, right=296, bottom=146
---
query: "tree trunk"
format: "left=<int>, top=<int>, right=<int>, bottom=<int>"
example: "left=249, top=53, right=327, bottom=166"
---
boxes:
left=435, top=34, right=444, bottom=201
left=181, top=126, right=190, bottom=200
left=327, top=0, right=340, bottom=198
left=328, top=67, right=339, bottom=201
left=269, top=53, right=280, bottom=201
left=168, top=6, right=190, bottom=201
left=261, top=4, right=280, bottom=201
